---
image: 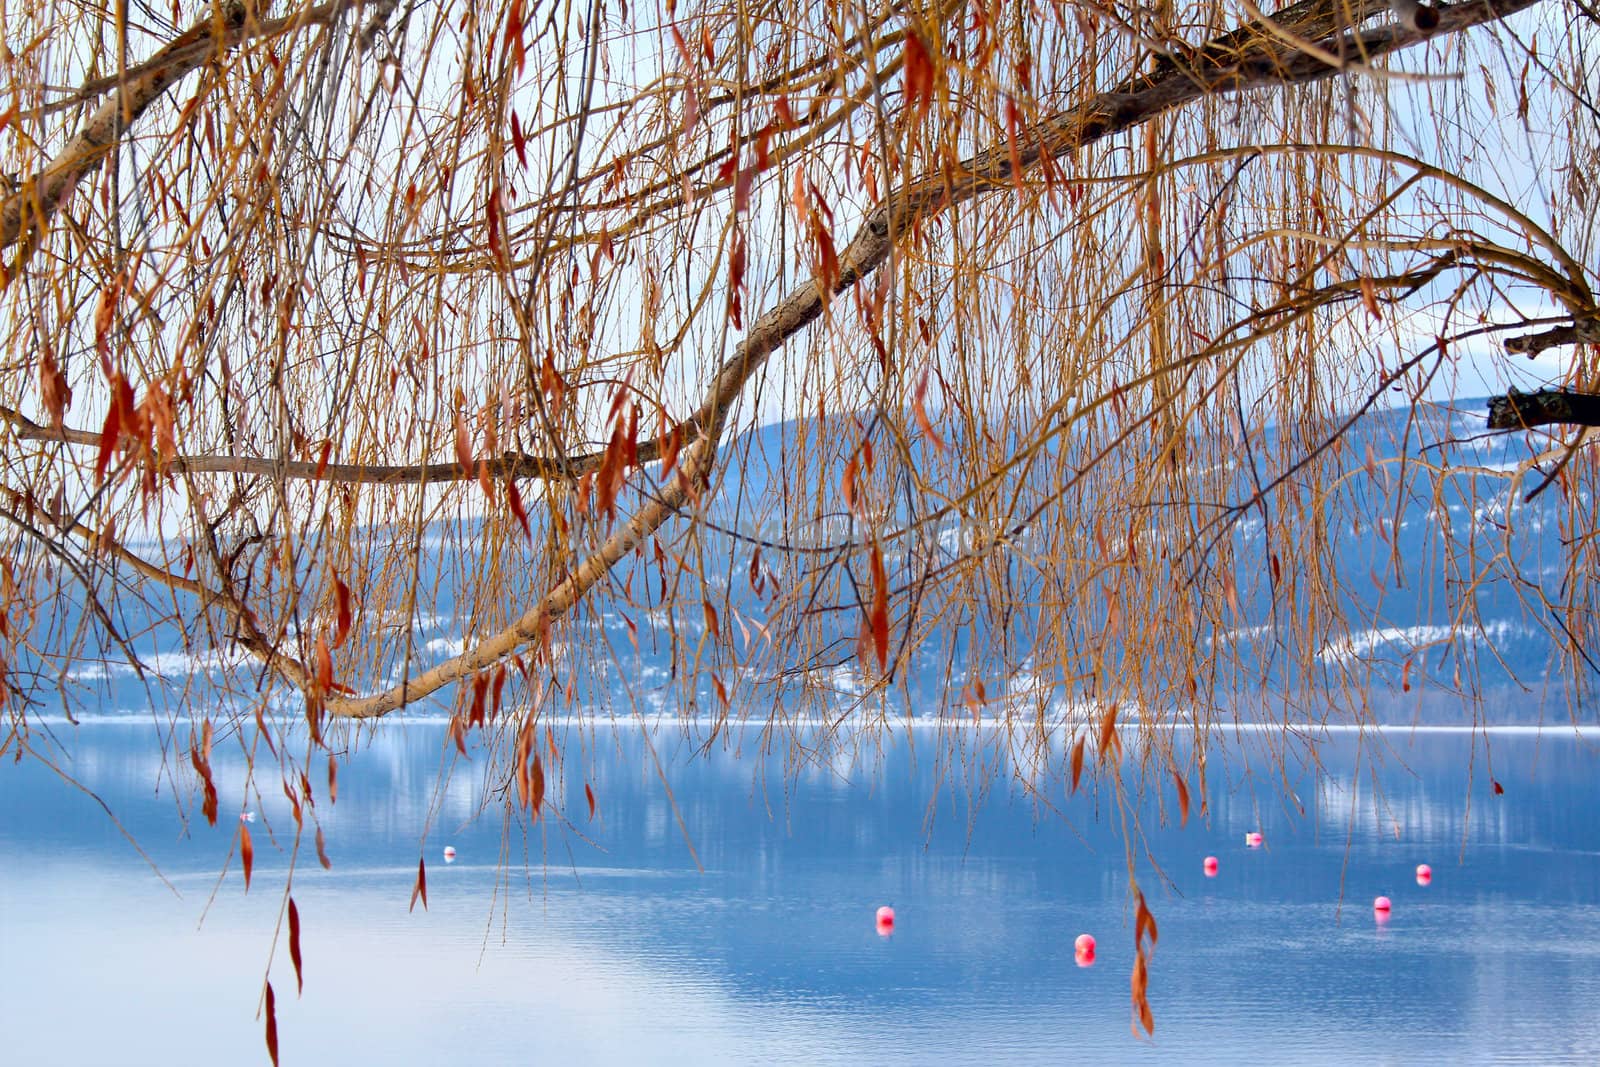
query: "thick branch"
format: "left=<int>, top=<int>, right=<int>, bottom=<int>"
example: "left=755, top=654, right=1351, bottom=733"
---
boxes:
left=317, top=0, right=1541, bottom=719
left=1486, top=389, right=1600, bottom=429
left=1505, top=313, right=1600, bottom=355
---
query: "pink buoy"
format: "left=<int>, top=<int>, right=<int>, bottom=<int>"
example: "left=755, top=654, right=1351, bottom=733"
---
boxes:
left=443, top=846, right=457, bottom=862
left=1416, top=863, right=1432, bottom=886
left=1203, top=855, right=1219, bottom=877
left=1373, top=895, right=1392, bottom=912
left=875, top=905, right=895, bottom=936
left=1245, top=831, right=1263, bottom=848
left=1074, top=933, right=1096, bottom=967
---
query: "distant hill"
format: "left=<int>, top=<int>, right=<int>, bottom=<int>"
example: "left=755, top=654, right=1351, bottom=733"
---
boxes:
left=34, top=399, right=1594, bottom=726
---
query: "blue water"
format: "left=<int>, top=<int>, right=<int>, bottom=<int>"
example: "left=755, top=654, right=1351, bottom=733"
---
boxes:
left=2, top=720, right=1598, bottom=1064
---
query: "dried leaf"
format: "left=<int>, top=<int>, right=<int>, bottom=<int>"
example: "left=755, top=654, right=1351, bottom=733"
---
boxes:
left=1097, top=703, right=1119, bottom=761
left=585, top=782, right=596, bottom=820
left=240, top=824, right=254, bottom=891
left=869, top=543, right=889, bottom=671
left=1069, top=735, right=1086, bottom=794
left=529, top=753, right=545, bottom=818
left=333, top=576, right=352, bottom=649
left=328, top=754, right=338, bottom=805
left=288, top=897, right=304, bottom=995
left=1172, top=767, right=1190, bottom=827
left=264, top=981, right=279, bottom=1067
left=315, top=826, right=331, bottom=870
left=410, top=857, right=428, bottom=912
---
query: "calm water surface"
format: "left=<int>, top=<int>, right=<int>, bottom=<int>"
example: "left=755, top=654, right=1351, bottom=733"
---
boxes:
left=2, top=719, right=1598, bottom=1064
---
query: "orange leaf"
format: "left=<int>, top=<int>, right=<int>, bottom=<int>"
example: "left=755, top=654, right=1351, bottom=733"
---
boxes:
left=410, top=857, right=428, bottom=912
left=38, top=348, right=71, bottom=426
left=1172, top=767, right=1190, bottom=827
left=264, top=981, right=280, bottom=1067
left=1069, top=735, right=1086, bottom=794
left=315, top=826, right=331, bottom=870
left=454, top=409, right=474, bottom=473
left=702, top=600, right=719, bottom=641
left=328, top=755, right=338, bottom=805
left=1097, top=703, right=1119, bottom=761
left=240, top=824, right=254, bottom=891
left=529, top=753, right=546, bottom=818
left=315, top=632, right=333, bottom=691
left=911, top=368, right=945, bottom=452
left=288, top=897, right=304, bottom=995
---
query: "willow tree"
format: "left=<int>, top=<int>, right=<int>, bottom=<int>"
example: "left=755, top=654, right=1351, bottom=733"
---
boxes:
left=1, top=0, right=1595, bottom=1039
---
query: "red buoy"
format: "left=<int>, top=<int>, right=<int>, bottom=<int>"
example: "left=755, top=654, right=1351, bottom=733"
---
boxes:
left=1373, top=895, right=1392, bottom=913
left=1415, top=863, right=1432, bottom=886
left=1245, top=831, right=1263, bottom=848
left=1074, top=933, right=1096, bottom=966
left=443, top=846, right=457, bottom=862
left=876, top=905, right=895, bottom=936
left=1204, top=855, right=1219, bottom=877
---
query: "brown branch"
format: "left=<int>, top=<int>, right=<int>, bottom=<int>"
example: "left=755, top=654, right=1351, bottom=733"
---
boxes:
left=316, top=0, right=1541, bottom=719
left=0, top=0, right=345, bottom=254
left=1504, top=313, right=1600, bottom=355
left=1486, top=389, right=1600, bottom=429
left=0, top=403, right=703, bottom=486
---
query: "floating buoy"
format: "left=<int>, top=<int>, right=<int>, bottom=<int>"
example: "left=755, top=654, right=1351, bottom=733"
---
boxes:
left=239, top=811, right=256, bottom=823
left=1074, top=933, right=1096, bottom=966
left=1373, top=895, right=1392, bottom=913
left=1245, top=831, right=1263, bottom=848
left=443, top=846, right=457, bottom=862
left=875, top=905, right=895, bottom=936
left=1204, top=855, right=1219, bottom=877
left=1415, top=863, right=1432, bottom=886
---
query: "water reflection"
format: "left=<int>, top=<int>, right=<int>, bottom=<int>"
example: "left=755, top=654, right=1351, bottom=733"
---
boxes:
left=2, top=723, right=1598, bottom=1064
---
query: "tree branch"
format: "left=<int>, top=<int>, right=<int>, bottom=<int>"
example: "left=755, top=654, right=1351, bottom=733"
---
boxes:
left=0, top=0, right=345, bottom=255
left=314, top=0, right=1542, bottom=719
left=1486, top=389, right=1600, bottom=429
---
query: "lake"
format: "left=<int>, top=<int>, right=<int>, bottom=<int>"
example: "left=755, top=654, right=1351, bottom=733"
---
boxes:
left=2, top=718, right=1598, bottom=1064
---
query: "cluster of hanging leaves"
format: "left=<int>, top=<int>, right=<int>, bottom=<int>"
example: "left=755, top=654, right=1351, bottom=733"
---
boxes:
left=0, top=0, right=1593, bottom=1052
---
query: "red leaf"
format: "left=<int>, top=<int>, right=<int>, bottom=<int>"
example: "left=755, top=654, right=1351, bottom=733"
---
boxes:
left=510, top=110, right=528, bottom=169
left=585, top=782, right=596, bottom=820
left=410, top=857, right=428, bottom=912
left=1172, top=767, right=1190, bottom=827
left=332, top=576, right=352, bottom=648
left=1493, top=778, right=1504, bottom=795
left=1069, top=736, right=1086, bottom=794
left=506, top=478, right=532, bottom=541
left=486, top=190, right=503, bottom=261
left=95, top=377, right=126, bottom=482
left=869, top=543, right=889, bottom=671
left=288, top=897, right=304, bottom=995
left=903, top=34, right=935, bottom=118
left=240, top=824, right=254, bottom=891
left=264, top=981, right=280, bottom=1067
